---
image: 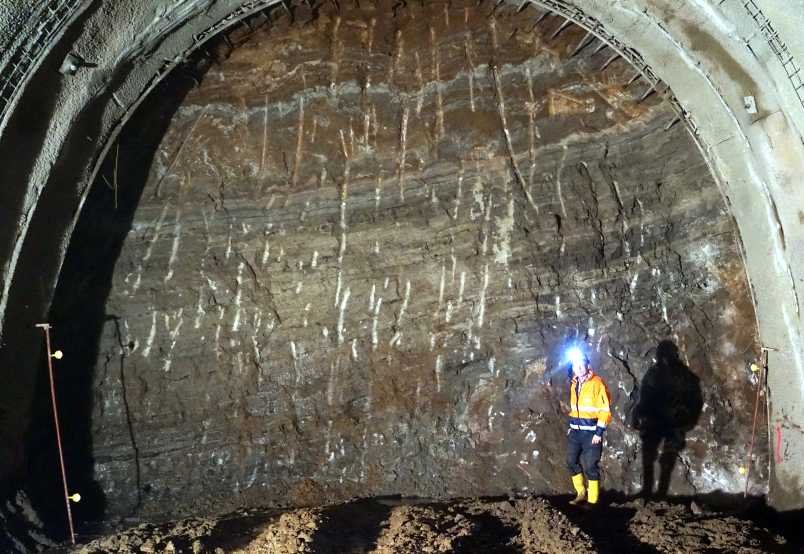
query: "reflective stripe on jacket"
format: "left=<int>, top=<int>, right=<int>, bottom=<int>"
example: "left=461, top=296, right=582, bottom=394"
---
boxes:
left=569, top=371, right=612, bottom=436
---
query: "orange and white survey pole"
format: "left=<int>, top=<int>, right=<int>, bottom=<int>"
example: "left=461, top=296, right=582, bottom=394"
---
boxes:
left=35, top=323, right=79, bottom=545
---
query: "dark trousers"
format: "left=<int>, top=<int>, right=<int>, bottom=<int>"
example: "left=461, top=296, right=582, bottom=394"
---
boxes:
left=566, top=429, right=602, bottom=480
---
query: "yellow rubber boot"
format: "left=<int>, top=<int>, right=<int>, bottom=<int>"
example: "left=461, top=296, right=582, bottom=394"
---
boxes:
left=569, top=473, right=586, bottom=505
left=587, top=480, right=600, bottom=505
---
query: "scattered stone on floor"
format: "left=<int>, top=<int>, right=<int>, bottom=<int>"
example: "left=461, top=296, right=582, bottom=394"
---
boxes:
left=62, top=495, right=792, bottom=553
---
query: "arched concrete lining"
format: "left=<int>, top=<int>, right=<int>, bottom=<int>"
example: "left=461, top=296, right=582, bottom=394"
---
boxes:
left=0, top=0, right=801, bottom=509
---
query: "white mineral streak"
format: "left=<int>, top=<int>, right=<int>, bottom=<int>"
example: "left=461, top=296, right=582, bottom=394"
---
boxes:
left=526, top=66, right=541, bottom=163
left=351, top=339, right=359, bottom=361
left=232, top=262, right=245, bottom=332
left=194, top=285, right=205, bottom=329
left=330, top=16, right=342, bottom=91
left=327, top=361, right=336, bottom=406
left=437, top=264, right=446, bottom=314
left=311, top=250, right=318, bottom=268
left=142, top=202, right=170, bottom=264
left=471, top=172, right=484, bottom=221
left=637, top=198, right=645, bottom=247
left=445, top=301, right=453, bottom=323
left=337, top=287, right=351, bottom=345
left=431, top=26, right=445, bottom=137
left=371, top=298, right=383, bottom=350
left=163, top=209, right=182, bottom=283
left=415, top=51, right=425, bottom=115
left=261, top=234, right=271, bottom=266
left=555, top=295, right=562, bottom=318
left=658, top=285, right=669, bottom=324
left=375, top=173, right=382, bottom=210
left=453, top=164, right=464, bottom=219
left=435, top=354, right=443, bottom=392
left=481, top=199, right=493, bottom=256
left=225, top=224, right=233, bottom=260
left=397, top=280, right=411, bottom=324
left=292, top=97, right=305, bottom=187
left=260, top=94, right=268, bottom=174
left=488, top=356, right=496, bottom=376
left=369, top=283, right=376, bottom=311
left=397, top=105, right=409, bottom=201
left=142, top=310, right=158, bottom=358
left=325, top=432, right=335, bottom=463
left=162, top=308, right=184, bottom=372
left=494, top=196, right=515, bottom=266
left=630, top=271, right=639, bottom=297
left=612, top=179, right=630, bottom=257
left=235, top=352, right=244, bottom=376
left=363, top=103, right=371, bottom=145
left=252, top=315, right=262, bottom=357
left=133, top=202, right=171, bottom=293
left=215, top=305, right=225, bottom=359
left=290, top=340, right=298, bottom=362
left=464, top=38, right=476, bottom=113
left=338, top=181, right=348, bottom=267
left=335, top=270, right=342, bottom=308
left=477, top=264, right=489, bottom=328
left=123, top=319, right=134, bottom=354
left=458, top=271, right=466, bottom=307
left=556, top=145, right=569, bottom=219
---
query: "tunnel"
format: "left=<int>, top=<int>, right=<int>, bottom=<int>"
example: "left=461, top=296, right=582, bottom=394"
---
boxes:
left=0, top=1, right=803, bottom=552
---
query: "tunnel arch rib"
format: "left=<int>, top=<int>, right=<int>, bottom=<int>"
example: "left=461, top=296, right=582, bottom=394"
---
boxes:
left=0, top=0, right=802, bottom=511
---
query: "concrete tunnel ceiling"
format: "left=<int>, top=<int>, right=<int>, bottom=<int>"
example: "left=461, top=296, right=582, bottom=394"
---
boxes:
left=0, top=0, right=803, bottom=532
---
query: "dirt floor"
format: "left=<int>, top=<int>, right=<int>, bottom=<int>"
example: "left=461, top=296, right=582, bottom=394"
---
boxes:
left=57, top=495, right=796, bottom=553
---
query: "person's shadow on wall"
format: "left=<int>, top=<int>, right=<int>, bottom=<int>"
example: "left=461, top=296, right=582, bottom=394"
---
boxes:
left=634, top=340, right=703, bottom=499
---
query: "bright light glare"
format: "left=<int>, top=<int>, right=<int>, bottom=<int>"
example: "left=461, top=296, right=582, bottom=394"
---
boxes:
left=566, top=347, right=585, bottom=365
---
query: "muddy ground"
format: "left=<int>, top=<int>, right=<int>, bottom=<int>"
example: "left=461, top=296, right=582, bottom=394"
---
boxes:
left=53, top=494, right=798, bottom=553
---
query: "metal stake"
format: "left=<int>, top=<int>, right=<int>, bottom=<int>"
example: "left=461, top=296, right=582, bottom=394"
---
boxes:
left=744, top=349, right=768, bottom=497
left=35, top=323, right=75, bottom=545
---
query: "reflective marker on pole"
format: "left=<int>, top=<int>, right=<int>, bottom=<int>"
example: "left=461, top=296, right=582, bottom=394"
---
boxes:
left=35, top=323, right=76, bottom=545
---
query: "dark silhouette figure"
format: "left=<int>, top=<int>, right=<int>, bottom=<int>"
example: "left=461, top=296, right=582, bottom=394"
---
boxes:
left=634, top=340, right=703, bottom=499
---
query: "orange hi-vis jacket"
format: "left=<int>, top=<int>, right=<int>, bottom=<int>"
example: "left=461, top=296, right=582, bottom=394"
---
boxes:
left=569, top=371, right=612, bottom=436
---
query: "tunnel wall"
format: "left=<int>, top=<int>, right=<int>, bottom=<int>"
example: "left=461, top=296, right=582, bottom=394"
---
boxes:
left=60, top=2, right=762, bottom=519
left=0, top=0, right=802, bottom=514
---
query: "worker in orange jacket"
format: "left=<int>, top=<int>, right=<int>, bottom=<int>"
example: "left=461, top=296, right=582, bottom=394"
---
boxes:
left=565, top=348, right=612, bottom=506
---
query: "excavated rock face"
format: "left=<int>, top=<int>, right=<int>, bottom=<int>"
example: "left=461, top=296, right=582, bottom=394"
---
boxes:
left=45, top=0, right=763, bottom=523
